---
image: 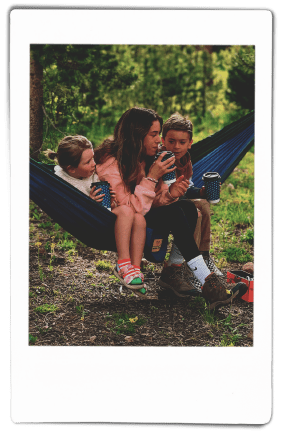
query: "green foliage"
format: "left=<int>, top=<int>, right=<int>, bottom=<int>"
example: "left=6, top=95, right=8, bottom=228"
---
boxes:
left=95, top=260, right=112, bottom=271
left=106, top=312, right=146, bottom=335
left=57, top=238, right=77, bottom=251
left=226, top=46, right=255, bottom=110
left=209, top=149, right=254, bottom=264
left=34, top=304, right=58, bottom=313
left=38, top=221, right=52, bottom=229
left=219, top=246, right=252, bottom=263
left=201, top=308, right=219, bottom=324
left=31, top=208, right=43, bottom=221
left=31, top=44, right=254, bottom=158
left=220, top=332, right=242, bottom=347
left=75, top=305, right=86, bottom=320
left=31, top=44, right=138, bottom=152
left=29, top=334, right=38, bottom=345
left=109, top=275, right=120, bottom=284
left=241, top=228, right=254, bottom=245
left=189, top=296, right=206, bottom=309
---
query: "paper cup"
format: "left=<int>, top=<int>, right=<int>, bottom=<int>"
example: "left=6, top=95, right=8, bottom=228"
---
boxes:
left=90, top=181, right=111, bottom=211
left=155, top=151, right=176, bottom=185
left=202, top=172, right=221, bottom=204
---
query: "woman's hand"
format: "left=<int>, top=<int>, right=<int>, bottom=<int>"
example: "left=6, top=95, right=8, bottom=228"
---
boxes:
left=89, top=186, right=104, bottom=203
left=169, top=175, right=189, bottom=199
left=109, top=188, right=116, bottom=200
left=147, top=151, right=176, bottom=181
left=109, top=188, right=118, bottom=207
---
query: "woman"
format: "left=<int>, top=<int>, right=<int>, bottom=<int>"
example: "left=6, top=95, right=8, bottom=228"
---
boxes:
left=95, top=107, right=247, bottom=308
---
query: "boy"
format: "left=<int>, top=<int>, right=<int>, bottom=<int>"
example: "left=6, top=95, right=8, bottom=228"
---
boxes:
left=159, top=112, right=223, bottom=295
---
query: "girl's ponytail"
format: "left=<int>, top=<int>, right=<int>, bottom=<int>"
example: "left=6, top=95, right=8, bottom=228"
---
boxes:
left=45, top=136, right=92, bottom=170
left=43, top=149, right=58, bottom=161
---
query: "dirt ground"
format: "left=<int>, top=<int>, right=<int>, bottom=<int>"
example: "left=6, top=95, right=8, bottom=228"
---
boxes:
left=29, top=206, right=253, bottom=347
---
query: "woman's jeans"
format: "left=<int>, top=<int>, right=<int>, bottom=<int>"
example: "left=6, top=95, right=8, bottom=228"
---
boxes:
left=145, top=199, right=199, bottom=263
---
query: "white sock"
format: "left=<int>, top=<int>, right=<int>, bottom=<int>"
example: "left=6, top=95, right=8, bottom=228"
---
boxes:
left=168, top=243, right=184, bottom=266
left=187, top=255, right=211, bottom=286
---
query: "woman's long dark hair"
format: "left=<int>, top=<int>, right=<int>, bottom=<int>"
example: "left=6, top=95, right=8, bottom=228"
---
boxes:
left=94, top=107, right=163, bottom=192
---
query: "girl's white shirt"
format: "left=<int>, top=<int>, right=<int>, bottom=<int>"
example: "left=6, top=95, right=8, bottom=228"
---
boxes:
left=54, top=165, right=100, bottom=196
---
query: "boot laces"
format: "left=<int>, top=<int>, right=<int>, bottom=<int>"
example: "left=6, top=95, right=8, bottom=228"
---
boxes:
left=168, top=265, right=184, bottom=282
left=207, top=273, right=218, bottom=287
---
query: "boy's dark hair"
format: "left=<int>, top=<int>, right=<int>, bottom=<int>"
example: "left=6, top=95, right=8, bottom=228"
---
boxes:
left=162, top=112, right=193, bottom=141
left=46, top=135, right=93, bottom=170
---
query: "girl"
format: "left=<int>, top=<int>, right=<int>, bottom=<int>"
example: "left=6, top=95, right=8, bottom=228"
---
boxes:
left=95, top=107, right=247, bottom=309
left=46, top=135, right=148, bottom=296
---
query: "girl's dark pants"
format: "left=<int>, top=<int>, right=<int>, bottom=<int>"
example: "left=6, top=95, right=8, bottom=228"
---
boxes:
left=144, top=199, right=200, bottom=263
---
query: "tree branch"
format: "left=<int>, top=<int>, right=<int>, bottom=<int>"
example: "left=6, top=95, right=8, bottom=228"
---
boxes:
left=42, top=105, right=66, bottom=135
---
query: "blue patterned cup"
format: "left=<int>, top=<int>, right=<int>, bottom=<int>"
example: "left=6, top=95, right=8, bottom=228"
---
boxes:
left=155, top=151, right=176, bottom=185
left=90, top=181, right=111, bottom=211
left=202, top=172, right=221, bottom=204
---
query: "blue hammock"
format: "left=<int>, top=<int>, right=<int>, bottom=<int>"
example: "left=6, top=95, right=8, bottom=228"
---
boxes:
left=30, top=111, right=254, bottom=262
left=190, top=113, right=254, bottom=187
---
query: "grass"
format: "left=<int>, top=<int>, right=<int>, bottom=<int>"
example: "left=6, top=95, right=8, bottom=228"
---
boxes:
left=95, top=260, right=112, bottom=271
left=106, top=312, right=146, bottom=335
left=34, top=304, right=58, bottom=314
left=220, top=332, right=242, bottom=347
left=29, top=334, right=38, bottom=345
left=209, top=149, right=254, bottom=264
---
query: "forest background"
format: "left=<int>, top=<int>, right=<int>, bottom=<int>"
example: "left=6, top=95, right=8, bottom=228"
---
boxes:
left=30, top=44, right=254, bottom=157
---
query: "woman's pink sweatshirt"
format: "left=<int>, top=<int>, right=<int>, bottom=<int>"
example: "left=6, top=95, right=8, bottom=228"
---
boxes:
left=96, top=157, right=177, bottom=215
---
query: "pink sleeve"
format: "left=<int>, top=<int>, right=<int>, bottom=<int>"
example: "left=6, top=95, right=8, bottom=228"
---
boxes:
left=96, top=158, right=156, bottom=215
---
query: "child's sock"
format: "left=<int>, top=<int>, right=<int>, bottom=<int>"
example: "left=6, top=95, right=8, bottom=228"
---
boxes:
left=117, top=259, right=142, bottom=285
left=117, top=259, right=134, bottom=280
left=167, top=243, right=184, bottom=266
left=117, top=259, right=131, bottom=270
left=187, top=255, right=211, bottom=286
left=132, top=265, right=144, bottom=281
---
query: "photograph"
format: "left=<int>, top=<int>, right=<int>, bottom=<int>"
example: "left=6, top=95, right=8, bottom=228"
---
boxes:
left=29, top=43, right=255, bottom=347
left=10, top=8, right=272, bottom=425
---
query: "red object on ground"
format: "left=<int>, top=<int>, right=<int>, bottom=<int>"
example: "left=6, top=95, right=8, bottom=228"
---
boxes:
left=227, top=270, right=254, bottom=303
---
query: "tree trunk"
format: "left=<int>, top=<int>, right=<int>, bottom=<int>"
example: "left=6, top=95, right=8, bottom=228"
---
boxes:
left=30, top=53, right=43, bottom=159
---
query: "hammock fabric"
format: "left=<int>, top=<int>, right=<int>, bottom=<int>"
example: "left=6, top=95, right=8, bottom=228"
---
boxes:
left=190, top=111, right=254, bottom=186
left=30, top=111, right=254, bottom=262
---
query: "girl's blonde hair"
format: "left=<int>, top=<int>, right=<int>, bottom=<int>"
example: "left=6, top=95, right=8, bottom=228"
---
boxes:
left=45, top=135, right=93, bottom=170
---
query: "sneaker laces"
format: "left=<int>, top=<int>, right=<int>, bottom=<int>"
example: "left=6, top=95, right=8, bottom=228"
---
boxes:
left=205, top=273, right=232, bottom=295
left=166, top=265, right=184, bottom=282
left=205, top=272, right=218, bottom=287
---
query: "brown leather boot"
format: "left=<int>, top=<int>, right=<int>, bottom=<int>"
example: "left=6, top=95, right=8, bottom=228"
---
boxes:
left=159, top=262, right=199, bottom=297
left=202, top=273, right=248, bottom=310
